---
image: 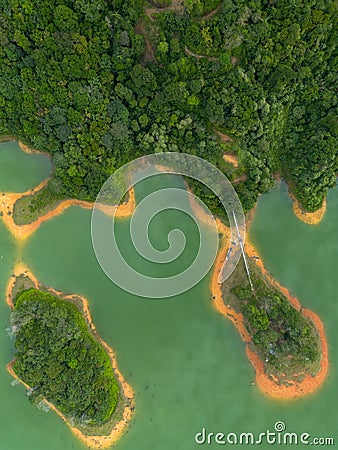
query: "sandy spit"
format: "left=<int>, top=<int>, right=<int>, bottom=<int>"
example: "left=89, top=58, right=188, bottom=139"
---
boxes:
left=188, top=192, right=328, bottom=399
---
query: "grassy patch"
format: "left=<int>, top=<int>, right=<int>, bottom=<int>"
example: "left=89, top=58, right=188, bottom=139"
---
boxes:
left=10, top=275, right=36, bottom=307
left=13, top=186, right=66, bottom=225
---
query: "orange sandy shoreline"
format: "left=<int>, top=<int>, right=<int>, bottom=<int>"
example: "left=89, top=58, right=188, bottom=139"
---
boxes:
left=6, top=262, right=134, bottom=449
left=18, top=140, right=51, bottom=157
left=1, top=139, right=135, bottom=240
left=1, top=139, right=327, bottom=236
left=290, top=192, right=327, bottom=225
left=0, top=180, right=135, bottom=241
left=210, top=221, right=329, bottom=400
left=1, top=140, right=330, bottom=407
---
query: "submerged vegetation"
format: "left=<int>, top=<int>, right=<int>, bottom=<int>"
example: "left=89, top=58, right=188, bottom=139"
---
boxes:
left=223, top=259, right=321, bottom=378
left=11, top=289, right=120, bottom=427
left=0, top=0, right=336, bottom=215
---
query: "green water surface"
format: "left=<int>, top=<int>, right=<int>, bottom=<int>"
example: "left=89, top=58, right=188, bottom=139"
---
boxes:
left=0, top=141, right=51, bottom=192
left=0, top=143, right=336, bottom=449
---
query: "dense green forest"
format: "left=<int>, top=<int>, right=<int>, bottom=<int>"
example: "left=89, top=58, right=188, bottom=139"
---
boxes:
left=0, top=0, right=337, bottom=212
left=11, top=289, right=120, bottom=427
left=223, top=259, right=321, bottom=378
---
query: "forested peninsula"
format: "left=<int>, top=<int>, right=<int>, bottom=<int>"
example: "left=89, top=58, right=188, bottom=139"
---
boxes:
left=0, top=0, right=337, bottom=216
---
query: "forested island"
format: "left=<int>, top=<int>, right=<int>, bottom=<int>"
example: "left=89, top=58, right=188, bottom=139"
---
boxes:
left=6, top=267, right=134, bottom=448
left=12, top=289, right=119, bottom=426
left=0, top=0, right=337, bottom=217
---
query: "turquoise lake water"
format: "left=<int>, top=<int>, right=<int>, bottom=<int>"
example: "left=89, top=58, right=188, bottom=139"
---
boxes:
left=0, top=142, right=336, bottom=449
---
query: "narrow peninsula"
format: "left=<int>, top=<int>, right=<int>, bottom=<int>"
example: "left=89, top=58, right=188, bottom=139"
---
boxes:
left=211, top=222, right=328, bottom=400
left=0, top=139, right=135, bottom=241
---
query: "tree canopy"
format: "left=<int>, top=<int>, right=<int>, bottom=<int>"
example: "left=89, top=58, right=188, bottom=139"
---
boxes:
left=11, top=289, right=120, bottom=426
left=0, top=0, right=337, bottom=212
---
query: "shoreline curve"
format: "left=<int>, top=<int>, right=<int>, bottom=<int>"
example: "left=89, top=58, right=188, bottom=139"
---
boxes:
left=290, top=192, right=327, bottom=225
left=1, top=139, right=135, bottom=240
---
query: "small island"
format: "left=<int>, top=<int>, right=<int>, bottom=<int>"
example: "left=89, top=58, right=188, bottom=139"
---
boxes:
left=6, top=265, right=134, bottom=449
